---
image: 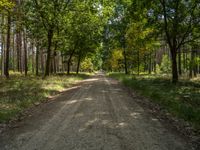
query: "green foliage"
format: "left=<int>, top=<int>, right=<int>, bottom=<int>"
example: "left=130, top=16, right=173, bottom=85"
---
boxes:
left=109, top=48, right=124, bottom=71
left=109, top=73, right=200, bottom=129
left=81, top=58, right=94, bottom=72
left=0, top=0, right=14, bottom=12
left=160, top=55, right=172, bottom=74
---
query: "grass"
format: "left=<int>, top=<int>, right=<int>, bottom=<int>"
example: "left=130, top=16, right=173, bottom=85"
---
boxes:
left=108, top=72, right=200, bottom=130
left=0, top=73, right=91, bottom=123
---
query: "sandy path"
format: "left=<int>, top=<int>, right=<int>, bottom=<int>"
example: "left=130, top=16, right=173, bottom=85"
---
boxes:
left=0, top=74, right=192, bottom=150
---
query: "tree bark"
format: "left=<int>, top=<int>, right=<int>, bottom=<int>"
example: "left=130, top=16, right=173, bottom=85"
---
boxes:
left=23, top=31, right=28, bottom=76
left=12, top=32, right=15, bottom=72
left=44, top=29, right=53, bottom=77
left=178, top=49, right=182, bottom=75
left=53, top=42, right=58, bottom=74
left=31, top=43, right=35, bottom=73
left=193, top=50, right=197, bottom=77
left=137, top=50, right=140, bottom=75
left=154, top=51, right=157, bottom=73
left=123, top=46, right=128, bottom=74
left=1, top=15, right=5, bottom=76
left=76, top=55, right=81, bottom=74
left=171, top=49, right=178, bottom=83
left=148, top=53, right=152, bottom=74
left=36, top=42, right=39, bottom=76
left=4, top=13, right=11, bottom=78
left=16, top=32, right=22, bottom=72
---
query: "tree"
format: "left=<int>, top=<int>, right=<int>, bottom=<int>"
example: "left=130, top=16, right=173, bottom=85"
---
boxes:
left=0, top=0, right=14, bottom=78
left=149, top=0, right=200, bottom=83
left=30, top=0, right=70, bottom=77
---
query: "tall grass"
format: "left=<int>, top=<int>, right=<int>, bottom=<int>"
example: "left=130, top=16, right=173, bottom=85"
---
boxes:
left=109, top=73, right=200, bottom=129
left=0, top=73, right=90, bottom=123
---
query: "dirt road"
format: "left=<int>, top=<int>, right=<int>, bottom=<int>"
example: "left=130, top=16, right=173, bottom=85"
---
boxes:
left=0, top=74, right=193, bottom=150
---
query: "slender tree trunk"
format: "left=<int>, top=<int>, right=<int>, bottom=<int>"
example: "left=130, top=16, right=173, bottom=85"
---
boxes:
left=123, top=45, right=128, bottom=74
left=53, top=54, right=57, bottom=74
left=23, top=31, right=28, bottom=76
left=16, top=32, right=22, bottom=72
left=44, top=29, right=53, bottom=77
left=148, top=53, right=152, bottom=74
left=144, top=55, right=146, bottom=72
left=189, top=49, right=193, bottom=78
left=1, top=39, right=4, bottom=76
left=178, top=49, right=182, bottom=76
left=12, top=32, right=15, bottom=72
left=1, top=15, right=5, bottom=76
left=1, top=36, right=4, bottom=76
left=137, top=50, right=140, bottom=75
left=193, top=50, right=197, bottom=77
left=36, top=42, right=39, bottom=76
left=4, top=13, right=11, bottom=78
left=183, top=50, right=186, bottom=73
left=154, top=51, right=157, bottom=73
left=53, top=42, right=58, bottom=74
left=67, top=56, right=72, bottom=75
left=171, top=48, right=178, bottom=83
left=186, top=51, right=188, bottom=75
left=31, top=43, right=35, bottom=73
left=76, top=55, right=81, bottom=74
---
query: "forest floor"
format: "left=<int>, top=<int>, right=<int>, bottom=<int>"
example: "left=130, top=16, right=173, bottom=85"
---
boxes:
left=0, top=73, right=197, bottom=150
left=0, top=73, right=90, bottom=124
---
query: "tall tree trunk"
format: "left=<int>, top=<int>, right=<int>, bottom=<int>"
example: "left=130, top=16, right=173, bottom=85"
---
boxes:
left=4, top=13, right=11, bottom=78
left=23, top=31, right=28, bottom=76
left=193, top=50, right=197, bottom=77
left=148, top=53, right=152, bottom=74
left=189, top=49, right=193, bottom=78
left=12, top=32, right=15, bottom=72
left=31, top=43, right=35, bottom=73
left=76, top=55, right=81, bottom=74
left=137, top=50, right=140, bottom=75
left=171, top=48, right=178, bottom=83
left=183, top=50, right=186, bottom=73
left=123, top=46, right=128, bottom=74
left=186, top=51, right=188, bottom=75
left=1, top=36, right=4, bottom=76
left=67, top=56, right=72, bottom=75
left=1, top=39, right=4, bottom=76
left=44, top=29, right=53, bottom=77
left=154, top=51, right=157, bottom=73
left=53, top=42, right=58, bottom=74
left=16, top=32, right=22, bottom=72
left=16, top=0, right=22, bottom=73
left=144, top=55, right=146, bottom=72
left=36, top=42, right=39, bottom=76
left=178, top=49, right=182, bottom=76
left=1, top=15, right=5, bottom=76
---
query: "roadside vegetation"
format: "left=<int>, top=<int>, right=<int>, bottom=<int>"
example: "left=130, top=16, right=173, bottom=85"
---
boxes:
left=0, top=0, right=199, bottom=134
left=109, top=73, right=200, bottom=130
left=0, top=73, right=90, bottom=123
